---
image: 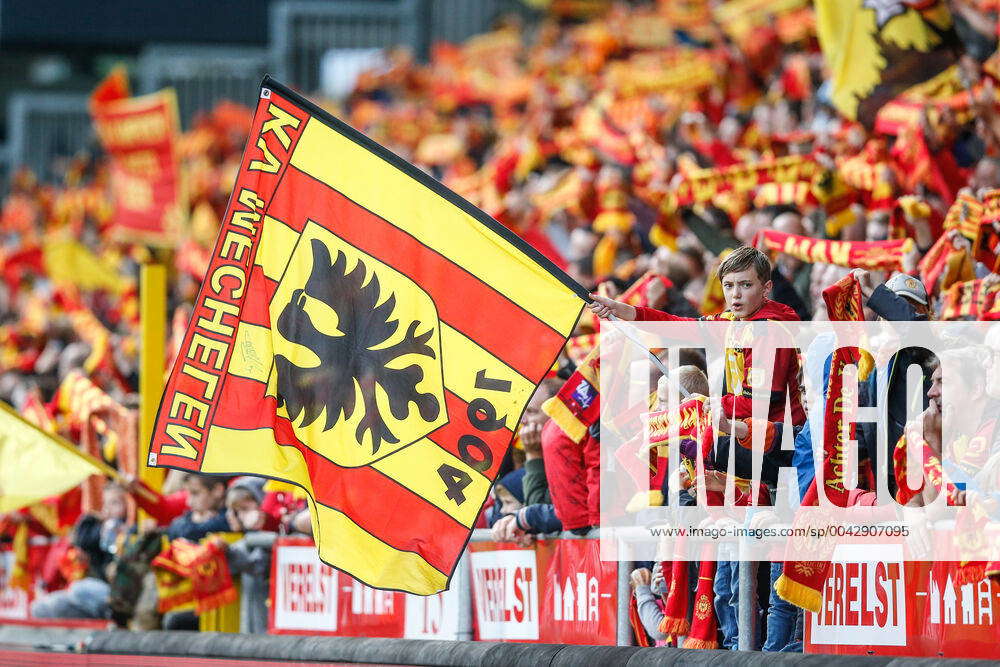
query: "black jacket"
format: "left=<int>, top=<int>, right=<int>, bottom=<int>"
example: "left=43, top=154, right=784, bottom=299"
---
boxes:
left=860, top=284, right=931, bottom=495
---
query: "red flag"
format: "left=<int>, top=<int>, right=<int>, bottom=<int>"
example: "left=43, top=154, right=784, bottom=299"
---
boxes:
left=90, top=73, right=183, bottom=245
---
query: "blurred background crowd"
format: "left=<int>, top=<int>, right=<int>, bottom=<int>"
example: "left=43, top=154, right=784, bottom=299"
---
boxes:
left=3, top=0, right=1000, bottom=650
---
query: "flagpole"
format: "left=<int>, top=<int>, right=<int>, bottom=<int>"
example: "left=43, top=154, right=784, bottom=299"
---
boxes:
left=138, top=259, right=167, bottom=513
left=606, top=314, right=689, bottom=398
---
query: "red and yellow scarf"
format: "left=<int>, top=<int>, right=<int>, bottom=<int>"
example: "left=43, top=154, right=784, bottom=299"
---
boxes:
left=755, top=229, right=914, bottom=272
left=153, top=538, right=236, bottom=614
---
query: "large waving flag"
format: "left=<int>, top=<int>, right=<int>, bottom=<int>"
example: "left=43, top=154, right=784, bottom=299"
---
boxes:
left=815, top=0, right=961, bottom=126
left=148, top=77, right=587, bottom=594
left=0, top=401, right=104, bottom=513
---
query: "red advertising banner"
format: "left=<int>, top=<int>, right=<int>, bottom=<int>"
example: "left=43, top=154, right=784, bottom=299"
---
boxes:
left=269, top=537, right=403, bottom=637
left=0, top=545, right=107, bottom=629
left=268, top=537, right=618, bottom=645
left=540, top=539, right=618, bottom=644
left=268, top=537, right=462, bottom=640
left=469, top=541, right=545, bottom=641
left=469, top=538, right=618, bottom=644
left=805, top=545, right=1000, bottom=659
left=90, top=89, right=183, bottom=245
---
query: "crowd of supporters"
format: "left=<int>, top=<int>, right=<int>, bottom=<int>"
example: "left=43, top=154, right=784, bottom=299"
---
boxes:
left=18, top=473, right=309, bottom=631
left=4, top=0, right=1000, bottom=646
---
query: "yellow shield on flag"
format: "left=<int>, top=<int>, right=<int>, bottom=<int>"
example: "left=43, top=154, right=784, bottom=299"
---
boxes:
left=268, top=222, right=448, bottom=467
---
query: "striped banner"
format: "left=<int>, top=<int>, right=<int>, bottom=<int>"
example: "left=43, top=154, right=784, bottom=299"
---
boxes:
left=149, top=78, right=586, bottom=595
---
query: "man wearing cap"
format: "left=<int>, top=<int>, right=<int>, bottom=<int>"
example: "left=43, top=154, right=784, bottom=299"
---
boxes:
left=851, top=268, right=930, bottom=321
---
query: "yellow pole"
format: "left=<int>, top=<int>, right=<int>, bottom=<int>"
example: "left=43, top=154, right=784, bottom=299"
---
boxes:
left=138, top=260, right=167, bottom=511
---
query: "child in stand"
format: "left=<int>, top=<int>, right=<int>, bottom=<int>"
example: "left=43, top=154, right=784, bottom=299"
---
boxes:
left=161, top=474, right=230, bottom=630
left=165, top=474, right=230, bottom=542
left=215, top=476, right=277, bottom=633
left=31, top=482, right=129, bottom=620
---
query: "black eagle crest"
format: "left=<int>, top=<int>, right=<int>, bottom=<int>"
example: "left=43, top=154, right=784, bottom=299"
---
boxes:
left=274, top=238, right=441, bottom=454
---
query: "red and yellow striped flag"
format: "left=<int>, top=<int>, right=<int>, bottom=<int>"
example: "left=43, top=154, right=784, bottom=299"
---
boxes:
left=149, top=78, right=586, bottom=594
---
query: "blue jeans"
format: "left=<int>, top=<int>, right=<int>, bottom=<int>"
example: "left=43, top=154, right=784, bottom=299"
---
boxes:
left=714, top=558, right=763, bottom=650
left=714, top=560, right=739, bottom=649
left=31, top=577, right=109, bottom=619
left=779, top=607, right=804, bottom=652
left=764, top=562, right=799, bottom=651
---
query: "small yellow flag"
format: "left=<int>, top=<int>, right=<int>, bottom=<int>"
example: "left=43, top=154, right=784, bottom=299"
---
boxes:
left=42, top=236, right=125, bottom=293
left=0, top=401, right=103, bottom=513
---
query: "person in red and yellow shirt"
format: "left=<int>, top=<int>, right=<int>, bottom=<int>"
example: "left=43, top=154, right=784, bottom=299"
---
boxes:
left=589, top=245, right=806, bottom=427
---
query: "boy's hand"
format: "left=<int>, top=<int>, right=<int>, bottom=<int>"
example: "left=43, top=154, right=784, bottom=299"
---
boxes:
left=716, top=413, right=749, bottom=440
left=630, top=567, right=652, bottom=588
left=597, top=280, right=620, bottom=299
left=668, top=465, right=692, bottom=493
left=851, top=268, right=874, bottom=298
left=947, top=228, right=972, bottom=252
left=588, top=294, right=637, bottom=320
left=650, top=563, right=666, bottom=592
left=520, top=421, right=543, bottom=459
left=749, top=510, right=778, bottom=531
left=491, top=514, right=518, bottom=542
left=692, top=469, right=728, bottom=495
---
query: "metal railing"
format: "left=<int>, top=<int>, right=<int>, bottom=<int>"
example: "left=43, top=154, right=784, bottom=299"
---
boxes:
left=269, top=0, right=520, bottom=94
left=135, top=45, right=271, bottom=129
left=3, top=1, right=526, bottom=184
left=270, top=0, right=422, bottom=94
left=234, top=531, right=279, bottom=634
left=6, top=92, right=93, bottom=183
left=427, top=0, right=514, bottom=46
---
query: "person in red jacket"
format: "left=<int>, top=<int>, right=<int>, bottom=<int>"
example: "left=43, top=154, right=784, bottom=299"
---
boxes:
left=593, top=245, right=806, bottom=650
left=123, top=476, right=188, bottom=528
left=589, top=245, right=806, bottom=427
